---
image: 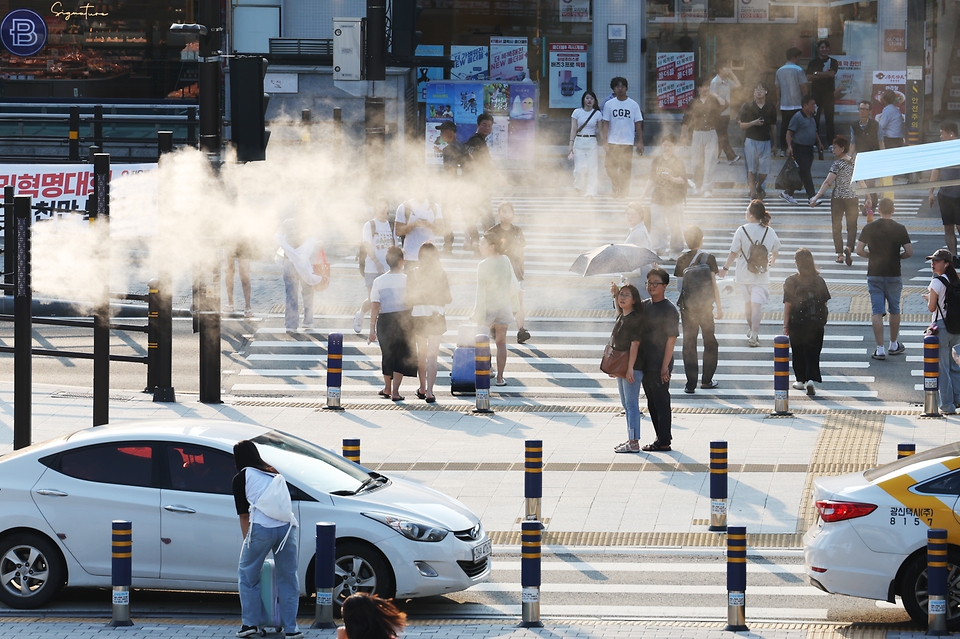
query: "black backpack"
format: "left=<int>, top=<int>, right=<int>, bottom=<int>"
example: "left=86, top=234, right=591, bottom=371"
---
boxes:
left=358, top=218, right=396, bottom=276
left=936, top=275, right=960, bottom=334
left=740, top=226, right=770, bottom=274
left=792, top=281, right=827, bottom=327
left=678, top=251, right=714, bottom=312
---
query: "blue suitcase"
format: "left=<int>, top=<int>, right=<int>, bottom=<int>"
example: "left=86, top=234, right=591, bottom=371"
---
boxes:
left=259, top=556, right=281, bottom=633
left=450, top=347, right=476, bottom=395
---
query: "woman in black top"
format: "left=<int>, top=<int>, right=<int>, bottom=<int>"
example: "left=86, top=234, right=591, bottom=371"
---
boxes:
left=810, top=135, right=857, bottom=266
left=783, top=248, right=831, bottom=396
left=407, top=243, right=452, bottom=403
left=609, top=283, right=645, bottom=453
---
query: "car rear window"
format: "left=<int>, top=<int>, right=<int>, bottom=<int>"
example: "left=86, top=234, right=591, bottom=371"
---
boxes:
left=864, top=441, right=960, bottom=482
left=57, top=443, right=155, bottom=487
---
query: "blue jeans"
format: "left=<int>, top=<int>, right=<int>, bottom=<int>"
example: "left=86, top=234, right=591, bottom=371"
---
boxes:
left=617, top=372, right=644, bottom=440
left=866, top=276, right=903, bottom=315
left=238, top=523, right=300, bottom=632
left=283, top=260, right=314, bottom=330
left=935, top=319, right=960, bottom=410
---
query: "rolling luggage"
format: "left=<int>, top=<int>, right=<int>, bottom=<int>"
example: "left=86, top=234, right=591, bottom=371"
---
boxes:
left=259, top=556, right=281, bottom=633
left=450, top=347, right=477, bottom=395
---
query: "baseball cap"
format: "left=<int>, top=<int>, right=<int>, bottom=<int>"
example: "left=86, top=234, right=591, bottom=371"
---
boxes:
left=438, top=121, right=457, bottom=132
left=926, top=248, right=954, bottom=261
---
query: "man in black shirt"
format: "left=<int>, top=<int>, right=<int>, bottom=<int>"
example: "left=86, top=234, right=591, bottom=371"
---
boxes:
left=850, top=100, right=881, bottom=215
left=464, top=113, right=496, bottom=252
left=673, top=227, right=722, bottom=394
left=640, top=267, right=679, bottom=452
left=738, top=83, right=778, bottom=200
left=806, top=40, right=839, bottom=143
left=437, top=121, right=465, bottom=253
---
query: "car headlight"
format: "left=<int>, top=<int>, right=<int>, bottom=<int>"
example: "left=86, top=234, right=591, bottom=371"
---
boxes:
left=363, top=512, right=449, bottom=542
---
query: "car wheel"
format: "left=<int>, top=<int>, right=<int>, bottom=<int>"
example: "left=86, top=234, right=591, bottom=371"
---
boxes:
left=334, top=541, right=395, bottom=605
left=901, top=549, right=960, bottom=629
left=0, top=533, right=65, bottom=609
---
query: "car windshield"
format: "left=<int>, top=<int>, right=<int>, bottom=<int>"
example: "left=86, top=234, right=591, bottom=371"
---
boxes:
left=864, top=441, right=960, bottom=482
left=251, top=431, right=370, bottom=495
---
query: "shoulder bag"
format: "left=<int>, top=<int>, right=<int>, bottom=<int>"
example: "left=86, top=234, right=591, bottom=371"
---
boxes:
left=600, top=342, right=630, bottom=378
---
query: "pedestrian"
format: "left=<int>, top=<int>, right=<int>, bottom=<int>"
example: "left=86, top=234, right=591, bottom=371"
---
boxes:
left=806, top=40, right=839, bottom=144
left=928, top=122, right=960, bottom=255
left=774, top=47, right=809, bottom=156
left=781, top=95, right=822, bottom=205
left=224, top=236, right=255, bottom=318
left=354, top=196, right=398, bottom=334
left=607, top=283, right=644, bottom=454
left=369, top=246, right=418, bottom=401
left=437, top=121, right=466, bottom=253
left=674, top=226, right=722, bottom=393
left=274, top=214, right=325, bottom=333
left=600, top=76, right=644, bottom=198
left=336, top=593, right=407, bottom=639
left=878, top=89, right=905, bottom=149
left=464, top=113, right=496, bottom=249
left=635, top=134, right=687, bottom=257
left=810, top=135, right=857, bottom=266
left=407, top=243, right=451, bottom=404
left=620, top=201, right=655, bottom=289
left=710, top=58, right=742, bottom=164
left=681, top=77, right=725, bottom=198
left=922, top=248, right=960, bottom=414
left=719, top=200, right=781, bottom=348
left=849, top=99, right=880, bottom=216
left=395, top=192, right=443, bottom=270
left=737, top=83, right=777, bottom=200
left=232, top=440, right=301, bottom=639
left=569, top=90, right=601, bottom=199
left=485, top=200, right=531, bottom=344
left=472, top=233, right=519, bottom=386
left=783, top=248, right=831, bottom=397
left=638, top=267, right=678, bottom=453
left=855, top=198, right=912, bottom=360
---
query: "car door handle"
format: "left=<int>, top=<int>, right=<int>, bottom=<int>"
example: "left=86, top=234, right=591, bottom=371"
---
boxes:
left=163, top=505, right=197, bottom=514
left=35, top=489, right=68, bottom=497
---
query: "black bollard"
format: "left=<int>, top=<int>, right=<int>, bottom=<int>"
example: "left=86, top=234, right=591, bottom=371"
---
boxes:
left=524, top=440, right=542, bottom=523
left=342, top=438, right=360, bottom=464
left=709, top=441, right=728, bottom=532
left=725, top=526, right=748, bottom=632
left=897, top=443, right=916, bottom=459
left=311, top=522, right=336, bottom=629
left=109, top=520, right=133, bottom=627
left=68, top=106, right=80, bottom=160
left=927, top=528, right=948, bottom=635
left=323, top=333, right=344, bottom=410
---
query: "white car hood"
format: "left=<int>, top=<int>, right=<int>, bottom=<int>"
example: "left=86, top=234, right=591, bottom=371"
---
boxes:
left=337, top=475, right=480, bottom=532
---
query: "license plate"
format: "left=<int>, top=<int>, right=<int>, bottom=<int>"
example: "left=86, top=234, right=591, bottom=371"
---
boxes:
left=472, top=539, right=492, bottom=561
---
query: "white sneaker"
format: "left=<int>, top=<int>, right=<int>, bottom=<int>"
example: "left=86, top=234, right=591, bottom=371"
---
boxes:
left=779, top=192, right=798, bottom=205
left=806, top=381, right=816, bottom=396
left=792, top=381, right=806, bottom=391
left=353, top=310, right=364, bottom=333
left=748, top=333, right=761, bottom=348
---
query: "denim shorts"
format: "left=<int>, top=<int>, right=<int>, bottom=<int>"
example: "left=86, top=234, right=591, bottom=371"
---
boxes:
left=867, top=276, right=903, bottom=315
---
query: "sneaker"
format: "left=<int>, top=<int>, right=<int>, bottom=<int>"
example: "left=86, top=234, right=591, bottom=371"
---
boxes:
left=748, top=333, right=761, bottom=347
left=806, top=380, right=816, bottom=396
left=244, top=309, right=254, bottom=318
left=779, top=192, right=797, bottom=205
left=517, top=328, right=531, bottom=344
left=728, top=154, right=742, bottom=165
left=889, top=342, right=905, bottom=355
left=779, top=149, right=786, bottom=157
left=701, top=380, right=719, bottom=389
left=941, top=405, right=958, bottom=415
left=756, top=186, right=766, bottom=200
left=353, top=310, right=364, bottom=333
left=684, top=386, right=696, bottom=394
left=792, top=381, right=806, bottom=391
left=237, top=626, right=259, bottom=638
left=614, top=441, right=640, bottom=453
left=872, top=348, right=886, bottom=360
left=285, top=632, right=304, bottom=639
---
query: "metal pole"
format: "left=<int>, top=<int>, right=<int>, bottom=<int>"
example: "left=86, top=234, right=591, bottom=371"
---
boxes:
left=923, top=335, right=941, bottom=417
left=524, top=439, right=542, bottom=524
left=474, top=333, right=493, bottom=413
left=324, top=332, right=344, bottom=410
left=187, top=107, right=198, bottom=147
left=342, top=439, right=360, bottom=464
left=92, top=153, right=110, bottom=427
left=311, top=522, right=337, bottom=629
left=93, top=104, right=104, bottom=148
left=772, top=335, right=792, bottom=416
left=154, top=132, right=175, bottom=402
left=898, top=443, right=916, bottom=459
left=927, top=528, right=948, bottom=636
left=301, top=109, right=312, bottom=144
left=68, top=106, right=80, bottom=160
left=13, top=195, right=31, bottom=450
left=198, top=0, right=222, bottom=157
left=518, top=520, right=543, bottom=628
left=198, top=268, right=221, bottom=404
left=333, top=107, right=342, bottom=156
left=3, top=185, right=13, bottom=297
left=109, top=520, right=133, bottom=627
left=146, top=279, right=159, bottom=393
left=725, top=525, right=748, bottom=632
left=364, top=97, right=385, bottom=179
left=709, top=440, right=728, bottom=532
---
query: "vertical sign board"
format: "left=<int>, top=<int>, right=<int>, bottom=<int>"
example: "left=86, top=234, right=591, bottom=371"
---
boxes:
left=906, top=66, right=922, bottom=145
left=607, top=24, right=627, bottom=64
left=333, top=18, right=363, bottom=81
left=548, top=43, right=587, bottom=109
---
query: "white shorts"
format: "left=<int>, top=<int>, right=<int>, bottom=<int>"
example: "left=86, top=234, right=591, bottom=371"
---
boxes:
left=740, top=283, right=770, bottom=306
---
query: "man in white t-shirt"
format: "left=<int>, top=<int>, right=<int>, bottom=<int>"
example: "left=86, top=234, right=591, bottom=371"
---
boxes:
left=395, top=195, right=443, bottom=270
left=601, top=76, right=644, bottom=198
left=774, top=47, right=809, bottom=156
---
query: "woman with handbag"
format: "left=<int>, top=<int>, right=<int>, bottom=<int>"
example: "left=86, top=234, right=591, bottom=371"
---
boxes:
left=569, top=91, right=600, bottom=200
left=407, top=243, right=451, bottom=404
left=605, top=283, right=644, bottom=453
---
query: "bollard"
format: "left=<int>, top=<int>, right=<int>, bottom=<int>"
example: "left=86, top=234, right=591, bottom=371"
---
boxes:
left=311, top=522, right=337, bottom=629
left=110, top=520, right=133, bottom=627
left=68, top=106, right=80, bottom=160
left=342, top=438, right=360, bottom=464
left=301, top=109, right=312, bottom=143
left=524, top=440, right=542, bottom=524
left=518, top=520, right=543, bottom=628
left=709, top=441, right=728, bottom=532
left=898, top=443, right=916, bottom=459
left=772, top=335, right=792, bottom=416
left=146, top=279, right=159, bottom=393
left=154, top=134, right=175, bottom=403
left=923, top=335, right=941, bottom=417
left=725, top=525, right=748, bottom=632
left=324, top=332, right=344, bottom=410
left=333, top=107, right=342, bottom=155
left=474, top=334, right=493, bottom=413
left=927, top=528, right=948, bottom=635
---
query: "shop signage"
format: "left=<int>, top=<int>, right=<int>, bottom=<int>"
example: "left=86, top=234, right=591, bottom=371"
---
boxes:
left=490, top=37, right=527, bottom=81
left=738, top=0, right=768, bottom=23
left=548, top=43, right=587, bottom=109
left=870, top=70, right=907, bottom=118
left=50, top=2, right=109, bottom=21
left=1, top=9, right=48, bottom=57
left=884, top=29, right=905, bottom=53
left=559, top=0, right=590, bottom=22
left=607, top=24, right=626, bottom=64
left=451, top=45, right=488, bottom=80
left=655, top=52, right=694, bottom=110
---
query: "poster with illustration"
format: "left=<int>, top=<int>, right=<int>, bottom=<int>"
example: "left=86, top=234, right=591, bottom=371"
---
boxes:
left=451, top=45, right=489, bottom=80
left=485, top=83, right=510, bottom=115
left=453, top=83, right=484, bottom=124
left=486, top=116, right=509, bottom=161
left=871, top=70, right=907, bottom=118
left=425, top=122, right=445, bottom=165
left=833, top=56, right=863, bottom=112
left=509, top=83, right=537, bottom=120
left=489, top=37, right=527, bottom=81
left=415, top=44, right=445, bottom=103
left=548, top=43, right=587, bottom=109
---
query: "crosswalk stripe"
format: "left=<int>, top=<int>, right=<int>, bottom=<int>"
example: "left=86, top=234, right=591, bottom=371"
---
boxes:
left=468, top=583, right=827, bottom=595
left=491, top=561, right=805, bottom=574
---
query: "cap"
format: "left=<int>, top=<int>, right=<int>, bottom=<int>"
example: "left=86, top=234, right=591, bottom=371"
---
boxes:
left=438, top=121, right=457, bottom=132
left=926, top=248, right=954, bottom=261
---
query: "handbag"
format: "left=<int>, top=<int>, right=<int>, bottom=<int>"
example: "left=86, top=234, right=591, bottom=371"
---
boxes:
left=775, top=156, right=804, bottom=192
left=312, top=249, right=330, bottom=292
left=600, top=343, right=630, bottom=379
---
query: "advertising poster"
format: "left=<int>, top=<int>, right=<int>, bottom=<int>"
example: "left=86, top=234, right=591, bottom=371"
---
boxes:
left=485, top=83, right=511, bottom=115
left=559, top=0, right=590, bottom=22
left=678, top=0, right=707, bottom=21
left=486, top=116, right=509, bottom=161
left=833, top=56, right=864, bottom=112
left=739, top=0, right=769, bottom=22
left=451, top=45, right=488, bottom=80
left=548, top=43, right=587, bottom=109
left=415, top=44, right=445, bottom=103
left=425, top=122, right=445, bottom=165
left=424, top=82, right=456, bottom=166
left=871, top=70, right=907, bottom=118
left=509, top=83, right=537, bottom=120
left=655, top=52, right=694, bottom=110
left=489, top=37, right=528, bottom=81
left=454, top=83, right=484, bottom=124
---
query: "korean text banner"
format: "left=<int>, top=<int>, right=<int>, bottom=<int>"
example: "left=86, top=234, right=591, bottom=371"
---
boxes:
left=490, top=37, right=528, bottom=81
left=548, top=43, right=587, bottom=109
left=451, top=45, right=489, bottom=80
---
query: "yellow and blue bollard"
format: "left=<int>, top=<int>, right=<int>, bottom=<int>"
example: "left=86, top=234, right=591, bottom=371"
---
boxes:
left=324, top=333, right=344, bottom=411
left=110, top=520, right=133, bottom=627
left=474, top=334, right=493, bottom=413
left=524, top=439, right=542, bottom=523
left=518, top=520, right=543, bottom=628
left=311, top=522, right=337, bottom=629
left=927, top=528, right=948, bottom=636
left=709, top=441, right=728, bottom=532
left=725, top=525, right=748, bottom=632
left=898, top=443, right=916, bottom=459
left=923, top=335, right=941, bottom=417
left=342, top=438, right=360, bottom=464
left=772, top=335, right=792, bottom=416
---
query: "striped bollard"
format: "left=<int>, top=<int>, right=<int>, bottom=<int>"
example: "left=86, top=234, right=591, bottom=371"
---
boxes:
left=772, top=335, right=792, bottom=416
left=474, top=334, right=493, bottom=413
left=311, top=522, right=337, bottom=629
left=709, top=441, right=728, bottom=532
left=725, top=525, right=748, bottom=632
left=923, top=335, right=941, bottom=417
left=324, top=332, right=344, bottom=410
left=525, top=439, right=542, bottom=524
left=518, top=520, right=543, bottom=628
left=927, top=528, right=948, bottom=636
left=342, top=438, right=360, bottom=464
left=109, top=520, right=133, bottom=627
left=897, top=443, right=916, bottom=459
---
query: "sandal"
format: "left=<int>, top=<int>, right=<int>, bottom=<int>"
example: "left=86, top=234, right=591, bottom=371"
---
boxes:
left=835, top=255, right=845, bottom=264
left=844, top=246, right=853, bottom=267
left=416, top=390, right=427, bottom=400
left=391, top=395, right=405, bottom=402
left=377, top=391, right=391, bottom=399
left=641, top=442, right=672, bottom=452
left=495, top=378, right=507, bottom=386
left=425, top=395, right=436, bottom=404
left=614, top=441, right=639, bottom=453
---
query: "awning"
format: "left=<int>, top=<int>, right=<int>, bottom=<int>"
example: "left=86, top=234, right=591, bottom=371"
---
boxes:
left=851, top=138, right=960, bottom=193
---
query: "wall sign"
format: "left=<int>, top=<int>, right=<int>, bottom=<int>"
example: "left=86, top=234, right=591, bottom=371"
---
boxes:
left=607, top=24, right=627, bottom=64
left=1, top=9, right=48, bottom=57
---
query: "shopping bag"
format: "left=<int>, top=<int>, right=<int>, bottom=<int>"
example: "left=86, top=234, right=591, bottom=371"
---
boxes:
left=775, top=156, right=804, bottom=192
left=312, top=249, right=330, bottom=291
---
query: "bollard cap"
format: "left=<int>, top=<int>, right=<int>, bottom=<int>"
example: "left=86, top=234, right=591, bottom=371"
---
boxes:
left=774, top=335, right=789, bottom=345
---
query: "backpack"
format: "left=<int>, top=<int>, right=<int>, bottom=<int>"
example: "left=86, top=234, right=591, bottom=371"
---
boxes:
left=792, top=280, right=827, bottom=327
left=740, top=226, right=770, bottom=274
left=936, top=275, right=960, bottom=334
left=677, top=251, right=714, bottom=312
left=358, top=218, right=396, bottom=276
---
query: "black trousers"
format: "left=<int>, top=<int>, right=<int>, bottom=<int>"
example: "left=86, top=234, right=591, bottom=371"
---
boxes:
left=831, top=197, right=859, bottom=254
left=814, top=96, right=835, bottom=144
left=788, top=144, right=816, bottom=200
left=790, top=325, right=824, bottom=383
left=716, top=115, right=736, bottom=161
left=681, top=307, right=718, bottom=389
left=641, top=373, right=672, bottom=446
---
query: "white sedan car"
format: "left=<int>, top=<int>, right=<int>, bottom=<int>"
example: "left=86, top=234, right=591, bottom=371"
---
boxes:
left=0, top=419, right=491, bottom=609
left=804, top=441, right=960, bottom=628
